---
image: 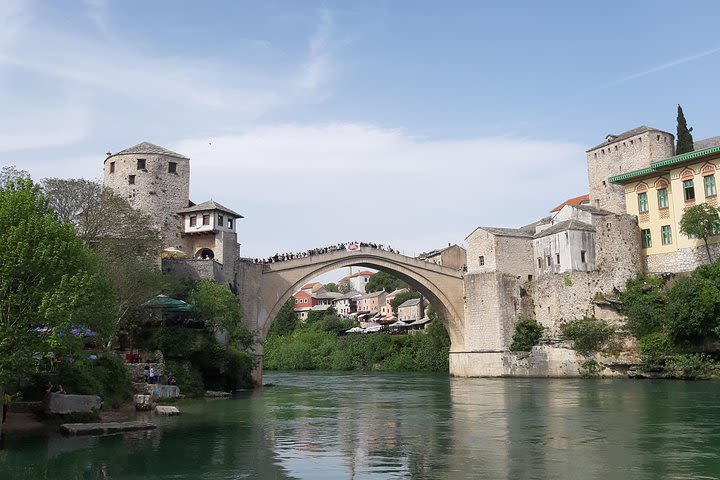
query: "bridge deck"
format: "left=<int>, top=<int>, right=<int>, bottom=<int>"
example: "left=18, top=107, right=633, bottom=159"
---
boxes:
left=260, top=247, right=464, bottom=279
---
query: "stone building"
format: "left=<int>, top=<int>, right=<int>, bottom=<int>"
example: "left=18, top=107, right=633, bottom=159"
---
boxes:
left=356, top=290, right=386, bottom=316
left=397, top=297, right=424, bottom=322
left=533, top=204, right=597, bottom=276
left=464, top=226, right=536, bottom=280
left=104, top=141, right=243, bottom=284
left=417, top=244, right=467, bottom=270
left=586, top=126, right=675, bottom=214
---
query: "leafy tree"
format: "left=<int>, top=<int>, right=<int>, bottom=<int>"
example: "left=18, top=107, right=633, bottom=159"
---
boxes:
left=676, top=104, right=694, bottom=154
left=324, top=282, right=339, bottom=293
left=268, top=298, right=297, bottom=337
left=619, top=274, right=667, bottom=338
left=337, top=281, right=352, bottom=294
left=561, top=316, right=615, bottom=355
left=510, top=317, right=544, bottom=352
left=0, top=177, right=116, bottom=385
left=679, top=203, right=720, bottom=263
left=391, top=290, right=421, bottom=315
left=365, top=271, right=408, bottom=293
left=664, top=265, right=720, bottom=344
left=0, top=166, right=29, bottom=188
left=190, top=279, right=251, bottom=347
left=42, top=178, right=165, bottom=345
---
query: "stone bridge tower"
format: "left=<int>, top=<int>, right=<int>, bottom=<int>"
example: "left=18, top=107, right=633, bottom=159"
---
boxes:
left=103, top=142, right=190, bottom=250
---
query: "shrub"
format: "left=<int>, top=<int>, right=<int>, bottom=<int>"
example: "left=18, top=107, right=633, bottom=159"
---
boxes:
left=54, top=353, right=132, bottom=408
left=619, top=274, right=667, bottom=338
left=510, top=317, right=544, bottom=352
left=664, top=354, right=720, bottom=380
left=579, top=359, right=601, bottom=378
left=164, top=360, right=205, bottom=397
left=561, top=316, right=615, bottom=355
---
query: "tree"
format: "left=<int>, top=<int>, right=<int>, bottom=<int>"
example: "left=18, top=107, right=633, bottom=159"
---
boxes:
left=365, top=271, right=409, bottom=294
left=679, top=203, right=720, bottom=263
left=268, top=298, right=297, bottom=337
left=190, top=279, right=250, bottom=347
left=324, top=282, right=339, bottom=293
left=619, top=274, right=667, bottom=338
left=42, top=178, right=164, bottom=342
left=391, top=290, right=421, bottom=315
left=0, top=177, right=116, bottom=385
left=676, top=104, right=694, bottom=154
left=337, top=281, right=351, bottom=294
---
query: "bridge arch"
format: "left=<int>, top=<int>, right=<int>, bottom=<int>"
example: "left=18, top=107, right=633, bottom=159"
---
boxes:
left=257, top=249, right=465, bottom=349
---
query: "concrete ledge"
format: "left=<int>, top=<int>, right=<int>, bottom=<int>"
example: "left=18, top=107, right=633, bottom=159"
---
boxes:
left=60, top=421, right=156, bottom=436
left=44, top=393, right=101, bottom=414
left=154, top=406, right=180, bottom=416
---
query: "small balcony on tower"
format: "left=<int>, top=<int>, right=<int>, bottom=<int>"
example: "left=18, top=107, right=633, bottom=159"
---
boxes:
left=178, top=200, right=243, bottom=236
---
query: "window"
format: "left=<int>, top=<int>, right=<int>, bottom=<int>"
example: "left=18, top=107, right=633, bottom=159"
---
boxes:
left=228, top=219, right=233, bottom=229
left=581, top=250, right=586, bottom=263
left=478, top=255, right=485, bottom=266
left=556, top=254, right=560, bottom=265
left=537, top=258, right=542, bottom=268
left=128, top=175, right=135, bottom=185
left=137, top=158, right=146, bottom=170
left=657, top=188, right=669, bottom=209
left=641, top=229, right=652, bottom=248
left=661, top=225, right=672, bottom=246
left=189, top=215, right=197, bottom=227
left=110, top=161, right=115, bottom=173
left=637, top=192, right=649, bottom=213
left=218, top=215, right=224, bottom=227
left=546, top=256, right=551, bottom=267
left=684, top=179, right=695, bottom=201
left=704, top=175, right=716, bottom=197
left=168, top=162, right=177, bottom=174
left=202, top=214, right=210, bottom=226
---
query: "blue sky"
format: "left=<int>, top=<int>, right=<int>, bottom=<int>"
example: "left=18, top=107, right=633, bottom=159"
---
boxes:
left=3, top=0, right=720, bottom=271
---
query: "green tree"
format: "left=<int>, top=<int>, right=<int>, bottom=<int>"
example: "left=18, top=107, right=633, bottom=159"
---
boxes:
left=679, top=203, right=720, bottom=263
left=664, top=263, right=720, bottom=345
left=324, top=282, right=339, bottom=292
left=676, top=104, right=694, bottom=154
left=268, top=298, right=297, bottom=337
left=619, top=274, right=667, bottom=338
left=190, top=279, right=251, bottom=347
left=365, top=271, right=409, bottom=293
left=510, top=317, right=544, bottom=352
left=391, top=290, right=421, bottom=315
left=337, top=281, right=351, bottom=294
left=0, top=177, right=116, bottom=385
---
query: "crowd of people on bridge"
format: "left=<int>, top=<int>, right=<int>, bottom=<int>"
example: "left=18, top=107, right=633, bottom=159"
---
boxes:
left=253, top=242, right=401, bottom=264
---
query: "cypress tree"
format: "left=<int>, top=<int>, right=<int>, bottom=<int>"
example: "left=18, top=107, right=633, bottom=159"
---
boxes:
left=676, top=104, right=694, bottom=154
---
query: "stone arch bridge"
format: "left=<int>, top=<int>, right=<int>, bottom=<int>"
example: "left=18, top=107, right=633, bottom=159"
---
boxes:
left=235, top=247, right=482, bottom=381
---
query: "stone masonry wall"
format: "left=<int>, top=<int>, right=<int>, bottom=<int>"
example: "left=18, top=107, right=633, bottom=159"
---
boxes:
left=462, top=272, right=522, bottom=351
left=161, top=258, right=223, bottom=282
left=587, top=130, right=674, bottom=214
left=592, top=212, right=644, bottom=286
left=646, top=242, right=720, bottom=273
left=103, top=152, right=190, bottom=250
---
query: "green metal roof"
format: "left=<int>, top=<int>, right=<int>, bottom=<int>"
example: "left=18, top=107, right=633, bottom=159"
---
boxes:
left=608, top=145, right=720, bottom=184
left=650, top=145, right=720, bottom=169
left=608, top=167, right=658, bottom=184
left=142, top=294, right=191, bottom=312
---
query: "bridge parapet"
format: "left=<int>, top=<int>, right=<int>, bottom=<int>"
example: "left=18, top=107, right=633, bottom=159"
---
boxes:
left=260, top=247, right=464, bottom=279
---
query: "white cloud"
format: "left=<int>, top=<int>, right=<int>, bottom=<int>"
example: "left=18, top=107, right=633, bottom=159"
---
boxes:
left=300, top=9, right=334, bottom=89
left=170, top=123, right=588, bottom=257
left=608, top=46, right=720, bottom=86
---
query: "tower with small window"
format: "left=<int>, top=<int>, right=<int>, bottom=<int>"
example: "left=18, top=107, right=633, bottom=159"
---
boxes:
left=587, top=126, right=675, bottom=214
left=103, top=142, right=191, bottom=249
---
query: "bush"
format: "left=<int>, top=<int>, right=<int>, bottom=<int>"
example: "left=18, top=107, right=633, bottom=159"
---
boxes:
left=664, top=354, right=720, bottom=380
left=561, top=316, right=615, bottom=355
left=619, top=274, right=667, bottom=338
left=579, top=359, right=601, bottom=378
left=164, top=360, right=205, bottom=397
left=55, top=353, right=132, bottom=408
left=510, top=317, right=544, bottom=352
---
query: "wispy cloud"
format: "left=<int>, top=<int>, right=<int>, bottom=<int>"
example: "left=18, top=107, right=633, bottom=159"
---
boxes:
left=300, top=9, right=334, bottom=90
left=608, top=46, right=720, bottom=86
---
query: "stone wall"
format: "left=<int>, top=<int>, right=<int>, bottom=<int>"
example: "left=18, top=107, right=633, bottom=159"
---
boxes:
left=646, top=242, right=720, bottom=273
left=592, top=212, right=644, bottom=286
left=103, top=152, right=190, bottom=250
left=465, top=229, right=533, bottom=278
left=162, top=258, right=224, bottom=282
left=587, top=129, right=674, bottom=214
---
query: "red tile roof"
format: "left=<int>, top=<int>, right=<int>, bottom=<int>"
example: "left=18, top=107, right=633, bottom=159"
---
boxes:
left=300, top=282, right=324, bottom=292
left=550, top=194, right=590, bottom=212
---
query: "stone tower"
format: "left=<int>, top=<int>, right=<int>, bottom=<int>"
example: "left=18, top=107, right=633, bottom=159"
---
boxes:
left=587, top=126, right=674, bottom=214
left=103, top=142, right=190, bottom=250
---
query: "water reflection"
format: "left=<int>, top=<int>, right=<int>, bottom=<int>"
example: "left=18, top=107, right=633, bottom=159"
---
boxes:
left=1, top=373, right=720, bottom=479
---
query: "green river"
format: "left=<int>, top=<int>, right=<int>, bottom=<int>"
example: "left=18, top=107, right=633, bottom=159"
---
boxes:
left=1, top=372, right=720, bottom=479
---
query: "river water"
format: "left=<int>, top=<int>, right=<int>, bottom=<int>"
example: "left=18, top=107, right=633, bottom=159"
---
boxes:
left=2, top=371, right=720, bottom=479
